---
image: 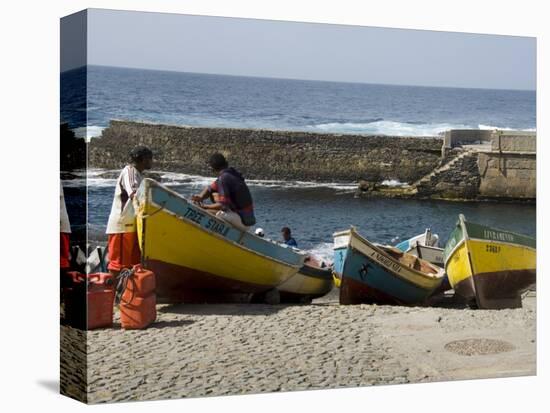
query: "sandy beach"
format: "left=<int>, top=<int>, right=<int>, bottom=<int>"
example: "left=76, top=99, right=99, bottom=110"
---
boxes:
left=60, top=290, right=536, bottom=404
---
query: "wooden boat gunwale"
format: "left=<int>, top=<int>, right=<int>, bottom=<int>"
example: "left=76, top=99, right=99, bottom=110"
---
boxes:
left=138, top=178, right=306, bottom=271
left=297, top=263, right=333, bottom=280
left=350, top=228, right=442, bottom=280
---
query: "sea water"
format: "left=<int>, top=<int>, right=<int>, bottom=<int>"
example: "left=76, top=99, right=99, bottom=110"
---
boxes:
left=61, top=66, right=536, bottom=260
left=63, top=170, right=535, bottom=263
left=63, top=65, right=535, bottom=138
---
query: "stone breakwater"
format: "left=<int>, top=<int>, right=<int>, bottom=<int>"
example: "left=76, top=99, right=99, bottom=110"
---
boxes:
left=88, top=120, right=443, bottom=183
left=60, top=291, right=536, bottom=404
left=85, top=121, right=536, bottom=201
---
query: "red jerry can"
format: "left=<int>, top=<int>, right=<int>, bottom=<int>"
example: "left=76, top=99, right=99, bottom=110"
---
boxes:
left=63, top=272, right=115, bottom=330
left=117, top=265, right=156, bottom=329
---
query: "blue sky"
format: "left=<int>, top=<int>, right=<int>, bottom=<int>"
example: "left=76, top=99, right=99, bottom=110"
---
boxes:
left=75, top=9, right=536, bottom=90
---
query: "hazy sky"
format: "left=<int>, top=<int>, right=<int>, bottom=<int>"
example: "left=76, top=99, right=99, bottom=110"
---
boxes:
left=82, top=8, right=535, bottom=90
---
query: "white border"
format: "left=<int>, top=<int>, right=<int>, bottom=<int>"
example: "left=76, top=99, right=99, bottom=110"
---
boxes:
left=2, top=1, right=547, bottom=412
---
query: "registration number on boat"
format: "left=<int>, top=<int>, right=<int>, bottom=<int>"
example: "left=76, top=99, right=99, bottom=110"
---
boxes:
left=485, top=244, right=501, bottom=253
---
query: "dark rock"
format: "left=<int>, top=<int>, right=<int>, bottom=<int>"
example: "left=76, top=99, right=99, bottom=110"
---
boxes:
left=358, top=180, right=378, bottom=192
left=60, top=123, right=86, bottom=171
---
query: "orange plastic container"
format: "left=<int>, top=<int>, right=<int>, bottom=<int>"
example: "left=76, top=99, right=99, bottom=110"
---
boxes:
left=63, top=272, right=115, bottom=330
left=119, top=265, right=156, bottom=329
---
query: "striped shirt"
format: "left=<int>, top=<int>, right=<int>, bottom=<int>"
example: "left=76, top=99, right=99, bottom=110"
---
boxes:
left=106, top=165, right=143, bottom=234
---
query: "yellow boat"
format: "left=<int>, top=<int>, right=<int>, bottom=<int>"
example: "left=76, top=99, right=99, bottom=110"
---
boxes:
left=135, top=179, right=307, bottom=303
left=443, top=214, right=536, bottom=309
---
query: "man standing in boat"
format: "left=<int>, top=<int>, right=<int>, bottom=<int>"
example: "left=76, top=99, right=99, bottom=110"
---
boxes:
left=192, top=153, right=256, bottom=232
left=106, top=146, right=153, bottom=278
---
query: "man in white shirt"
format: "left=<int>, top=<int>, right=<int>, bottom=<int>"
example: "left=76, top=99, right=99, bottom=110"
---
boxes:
left=106, top=146, right=153, bottom=277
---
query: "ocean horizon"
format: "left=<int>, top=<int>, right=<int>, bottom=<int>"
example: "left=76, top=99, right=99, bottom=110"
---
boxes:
left=61, top=65, right=536, bottom=140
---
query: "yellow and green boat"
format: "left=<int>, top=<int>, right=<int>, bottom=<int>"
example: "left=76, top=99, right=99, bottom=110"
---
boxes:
left=136, top=179, right=307, bottom=303
left=443, top=214, right=536, bottom=309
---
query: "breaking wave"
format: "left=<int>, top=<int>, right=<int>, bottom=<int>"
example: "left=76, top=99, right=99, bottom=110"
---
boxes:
left=307, top=242, right=334, bottom=263
left=380, top=179, right=407, bottom=187
left=62, top=169, right=358, bottom=191
left=72, top=125, right=106, bottom=141
left=478, top=124, right=536, bottom=132
left=308, top=120, right=535, bottom=136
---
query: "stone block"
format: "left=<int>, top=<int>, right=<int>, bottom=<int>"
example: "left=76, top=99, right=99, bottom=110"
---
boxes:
left=516, top=169, right=536, bottom=180
left=483, top=168, right=503, bottom=178
left=492, top=133, right=536, bottom=152
left=503, top=158, right=534, bottom=170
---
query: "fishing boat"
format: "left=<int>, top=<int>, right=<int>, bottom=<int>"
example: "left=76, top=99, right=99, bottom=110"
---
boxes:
left=135, top=179, right=307, bottom=303
left=333, top=227, right=445, bottom=305
left=444, top=214, right=536, bottom=309
left=395, top=228, right=444, bottom=267
left=277, top=255, right=334, bottom=303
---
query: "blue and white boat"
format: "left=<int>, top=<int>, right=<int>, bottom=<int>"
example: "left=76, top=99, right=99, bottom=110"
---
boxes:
left=333, top=227, right=445, bottom=305
left=395, top=228, right=444, bottom=267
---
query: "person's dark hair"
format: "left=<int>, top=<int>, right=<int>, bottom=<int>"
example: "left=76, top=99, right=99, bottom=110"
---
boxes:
left=130, top=146, right=153, bottom=163
left=208, top=153, right=228, bottom=171
left=281, top=226, right=291, bottom=235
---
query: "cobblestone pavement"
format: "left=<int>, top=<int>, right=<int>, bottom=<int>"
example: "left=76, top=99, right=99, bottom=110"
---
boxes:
left=60, top=291, right=536, bottom=404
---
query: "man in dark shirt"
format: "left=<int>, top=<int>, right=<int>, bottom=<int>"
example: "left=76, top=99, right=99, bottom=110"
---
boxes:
left=281, top=227, right=298, bottom=247
left=192, top=153, right=256, bottom=231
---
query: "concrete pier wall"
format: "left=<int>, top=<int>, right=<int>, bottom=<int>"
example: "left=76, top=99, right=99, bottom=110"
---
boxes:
left=478, top=152, right=536, bottom=199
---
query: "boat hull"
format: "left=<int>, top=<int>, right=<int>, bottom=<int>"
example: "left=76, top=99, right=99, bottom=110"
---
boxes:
left=334, top=229, right=444, bottom=306
left=444, top=215, right=536, bottom=309
left=277, top=264, right=333, bottom=302
left=136, top=179, right=305, bottom=303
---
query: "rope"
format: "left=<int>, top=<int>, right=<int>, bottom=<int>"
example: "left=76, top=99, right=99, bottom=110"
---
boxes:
left=115, top=267, right=136, bottom=306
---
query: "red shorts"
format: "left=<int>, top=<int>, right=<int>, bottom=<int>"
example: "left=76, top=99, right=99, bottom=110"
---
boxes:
left=107, top=232, right=141, bottom=271
left=60, top=232, right=71, bottom=269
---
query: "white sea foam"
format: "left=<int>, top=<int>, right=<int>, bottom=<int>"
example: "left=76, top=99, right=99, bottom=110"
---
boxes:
left=160, top=172, right=213, bottom=188
left=478, top=124, right=536, bottom=132
left=87, top=168, right=116, bottom=177
left=309, top=120, right=468, bottom=136
left=380, top=179, right=407, bottom=187
left=71, top=125, right=106, bottom=141
left=249, top=179, right=356, bottom=191
left=308, top=120, right=535, bottom=137
left=160, top=172, right=357, bottom=191
left=307, top=242, right=335, bottom=263
left=65, top=169, right=358, bottom=191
